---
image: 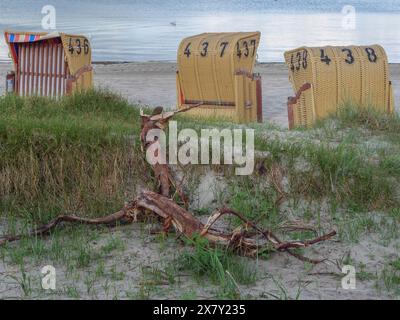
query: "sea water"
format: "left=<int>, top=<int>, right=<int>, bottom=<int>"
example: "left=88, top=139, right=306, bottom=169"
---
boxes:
left=0, top=0, right=399, bottom=62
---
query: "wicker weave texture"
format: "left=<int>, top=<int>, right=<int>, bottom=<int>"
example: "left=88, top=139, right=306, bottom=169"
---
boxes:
left=177, top=32, right=262, bottom=123
left=284, top=45, right=394, bottom=128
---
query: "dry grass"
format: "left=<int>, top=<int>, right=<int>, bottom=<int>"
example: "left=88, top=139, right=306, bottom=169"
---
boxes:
left=0, top=90, right=147, bottom=221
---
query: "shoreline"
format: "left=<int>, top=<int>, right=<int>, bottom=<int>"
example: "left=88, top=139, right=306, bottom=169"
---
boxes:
left=1, top=60, right=399, bottom=64
left=0, top=60, right=290, bottom=65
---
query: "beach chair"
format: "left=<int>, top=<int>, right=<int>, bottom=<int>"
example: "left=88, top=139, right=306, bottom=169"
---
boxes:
left=284, top=45, right=395, bottom=129
left=176, top=32, right=263, bottom=123
left=4, top=30, right=93, bottom=97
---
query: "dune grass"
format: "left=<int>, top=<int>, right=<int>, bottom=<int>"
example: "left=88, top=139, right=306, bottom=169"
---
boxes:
left=0, top=90, right=147, bottom=222
left=248, top=105, right=400, bottom=212
left=334, top=105, right=400, bottom=133
left=1, top=92, right=398, bottom=221
left=0, top=93, right=399, bottom=299
left=177, top=234, right=257, bottom=299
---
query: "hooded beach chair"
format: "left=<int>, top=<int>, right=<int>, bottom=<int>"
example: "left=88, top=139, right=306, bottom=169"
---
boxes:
left=4, top=30, right=93, bottom=97
left=176, top=32, right=263, bottom=123
left=284, top=45, right=395, bottom=129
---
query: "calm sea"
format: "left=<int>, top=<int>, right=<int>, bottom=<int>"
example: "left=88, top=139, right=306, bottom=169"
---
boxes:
left=1, top=0, right=399, bottom=62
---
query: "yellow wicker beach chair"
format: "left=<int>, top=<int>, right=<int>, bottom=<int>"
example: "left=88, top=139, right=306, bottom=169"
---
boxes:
left=176, top=32, right=263, bottom=123
left=284, top=45, right=395, bottom=129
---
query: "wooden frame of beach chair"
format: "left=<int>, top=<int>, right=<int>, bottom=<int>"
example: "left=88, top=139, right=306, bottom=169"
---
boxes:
left=4, top=30, right=93, bottom=97
left=284, top=45, right=395, bottom=129
left=176, top=32, right=263, bottom=123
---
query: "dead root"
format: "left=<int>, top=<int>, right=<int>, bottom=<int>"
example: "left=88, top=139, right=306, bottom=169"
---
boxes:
left=0, top=202, right=137, bottom=246
left=0, top=190, right=336, bottom=264
left=134, top=190, right=336, bottom=263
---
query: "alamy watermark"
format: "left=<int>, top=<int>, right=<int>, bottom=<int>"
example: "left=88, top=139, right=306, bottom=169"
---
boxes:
left=41, top=5, right=56, bottom=30
left=341, top=265, right=356, bottom=290
left=40, top=5, right=93, bottom=41
left=41, top=265, right=56, bottom=290
left=145, top=121, right=255, bottom=176
left=341, top=5, right=356, bottom=30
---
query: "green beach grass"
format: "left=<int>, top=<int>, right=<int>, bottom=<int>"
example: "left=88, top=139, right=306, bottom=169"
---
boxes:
left=0, top=91, right=399, bottom=299
left=0, top=90, right=147, bottom=222
left=1, top=91, right=399, bottom=224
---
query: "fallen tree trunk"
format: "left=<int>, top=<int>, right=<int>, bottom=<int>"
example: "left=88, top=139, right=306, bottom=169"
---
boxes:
left=0, top=190, right=336, bottom=263
left=135, top=190, right=336, bottom=263
left=0, top=203, right=136, bottom=246
left=0, top=104, right=337, bottom=264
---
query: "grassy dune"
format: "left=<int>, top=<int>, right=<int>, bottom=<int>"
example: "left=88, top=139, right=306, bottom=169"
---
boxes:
left=0, top=90, right=146, bottom=222
left=0, top=92, right=399, bottom=299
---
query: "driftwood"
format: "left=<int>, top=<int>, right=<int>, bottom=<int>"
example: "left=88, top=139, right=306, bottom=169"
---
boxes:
left=134, top=191, right=336, bottom=263
left=140, top=104, right=202, bottom=203
left=0, top=104, right=336, bottom=264
left=0, top=203, right=137, bottom=246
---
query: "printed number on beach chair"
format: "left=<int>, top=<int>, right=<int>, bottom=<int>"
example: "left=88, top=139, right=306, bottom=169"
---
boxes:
left=4, top=30, right=93, bottom=97
left=284, top=45, right=395, bottom=129
left=176, top=32, right=263, bottom=123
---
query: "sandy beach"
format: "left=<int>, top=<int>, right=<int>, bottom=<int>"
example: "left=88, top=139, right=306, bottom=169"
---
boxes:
left=1, top=60, right=400, bottom=300
left=1, top=61, right=399, bottom=128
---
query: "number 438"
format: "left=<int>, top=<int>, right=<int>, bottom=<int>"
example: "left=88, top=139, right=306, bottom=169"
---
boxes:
left=319, top=47, right=378, bottom=65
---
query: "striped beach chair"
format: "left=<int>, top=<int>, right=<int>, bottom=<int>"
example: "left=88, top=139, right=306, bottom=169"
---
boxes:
left=4, top=30, right=93, bottom=97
